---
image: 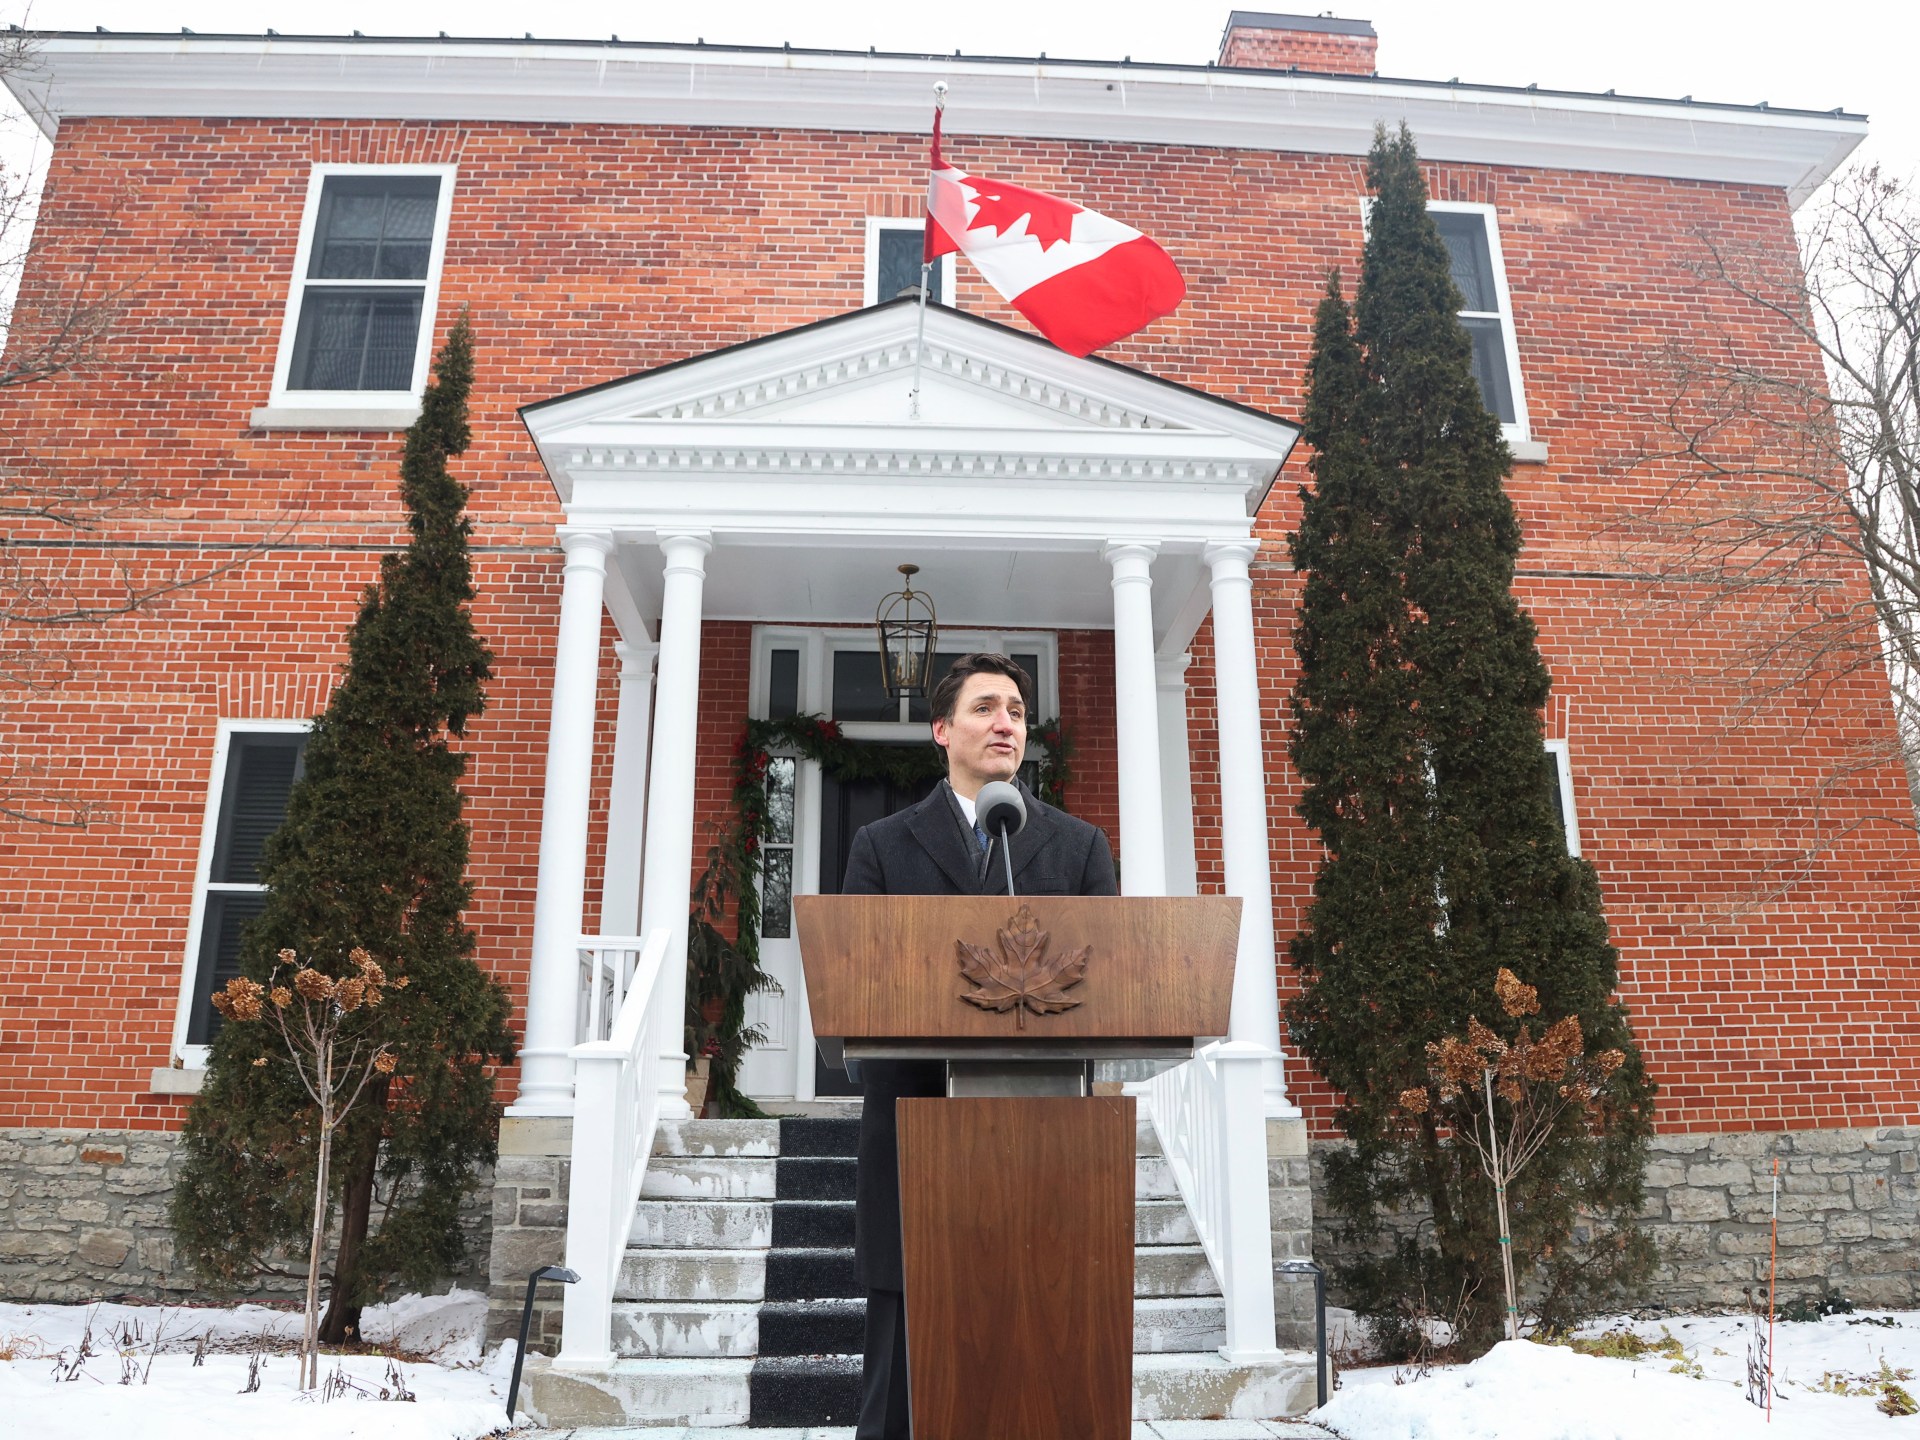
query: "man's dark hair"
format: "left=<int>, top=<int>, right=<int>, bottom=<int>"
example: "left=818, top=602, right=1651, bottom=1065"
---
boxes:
left=929, top=652, right=1034, bottom=726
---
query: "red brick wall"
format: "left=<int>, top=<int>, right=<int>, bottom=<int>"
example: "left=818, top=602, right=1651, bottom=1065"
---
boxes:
left=2, top=115, right=1914, bottom=1139
left=1218, top=23, right=1377, bottom=75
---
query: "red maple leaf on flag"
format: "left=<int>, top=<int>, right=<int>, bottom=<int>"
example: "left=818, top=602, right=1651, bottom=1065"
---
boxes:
left=964, top=177, right=1083, bottom=251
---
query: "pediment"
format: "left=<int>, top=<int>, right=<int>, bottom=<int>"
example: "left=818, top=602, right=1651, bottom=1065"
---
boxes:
left=522, top=301, right=1300, bottom=496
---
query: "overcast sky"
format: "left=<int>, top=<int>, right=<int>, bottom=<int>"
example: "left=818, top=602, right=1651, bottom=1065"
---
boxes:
left=2, top=2, right=1916, bottom=214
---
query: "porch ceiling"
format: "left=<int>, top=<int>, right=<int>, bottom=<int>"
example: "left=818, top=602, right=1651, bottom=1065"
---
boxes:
left=521, top=301, right=1301, bottom=650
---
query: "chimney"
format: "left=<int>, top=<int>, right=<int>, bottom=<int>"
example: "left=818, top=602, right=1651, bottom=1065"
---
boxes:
left=1217, top=11, right=1378, bottom=76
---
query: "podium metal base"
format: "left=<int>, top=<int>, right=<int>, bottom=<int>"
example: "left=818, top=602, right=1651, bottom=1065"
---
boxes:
left=897, top=1095, right=1135, bottom=1440
left=946, top=1059, right=1092, bottom=1097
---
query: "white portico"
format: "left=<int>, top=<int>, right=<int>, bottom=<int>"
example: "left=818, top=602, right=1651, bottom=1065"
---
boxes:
left=509, top=299, right=1302, bottom=1125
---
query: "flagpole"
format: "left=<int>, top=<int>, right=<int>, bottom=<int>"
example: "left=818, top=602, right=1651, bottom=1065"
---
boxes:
left=910, top=82, right=947, bottom=422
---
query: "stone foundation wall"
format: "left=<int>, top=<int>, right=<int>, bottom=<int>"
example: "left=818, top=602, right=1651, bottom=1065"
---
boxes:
left=1641, top=1127, right=1918, bottom=1308
left=485, top=1117, right=573, bottom=1351
left=1267, top=1115, right=1321, bottom=1350
left=0, top=1127, right=493, bottom=1304
left=1307, top=1126, right=1920, bottom=1320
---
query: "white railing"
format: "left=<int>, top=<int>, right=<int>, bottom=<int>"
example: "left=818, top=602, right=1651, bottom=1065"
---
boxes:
left=1144, top=1040, right=1284, bottom=1363
left=558, top=929, right=672, bottom=1367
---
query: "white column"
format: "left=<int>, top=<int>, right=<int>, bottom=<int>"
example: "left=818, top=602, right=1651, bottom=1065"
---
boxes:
left=510, top=529, right=616, bottom=1116
left=1205, top=538, right=1295, bottom=1117
left=599, top=639, right=658, bottom=937
left=1104, top=541, right=1168, bottom=896
left=638, top=531, right=712, bottom=1121
left=1156, top=652, right=1198, bottom=898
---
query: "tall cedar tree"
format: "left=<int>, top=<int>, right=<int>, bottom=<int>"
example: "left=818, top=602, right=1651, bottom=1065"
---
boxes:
left=172, top=317, right=512, bottom=1343
left=1287, top=128, right=1655, bottom=1354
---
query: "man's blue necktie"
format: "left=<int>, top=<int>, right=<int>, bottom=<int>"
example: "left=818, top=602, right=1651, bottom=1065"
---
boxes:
left=973, top=820, right=991, bottom=879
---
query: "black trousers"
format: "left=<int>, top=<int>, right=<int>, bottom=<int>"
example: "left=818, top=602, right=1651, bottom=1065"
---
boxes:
left=856, top=1285, right=912, bottom=1439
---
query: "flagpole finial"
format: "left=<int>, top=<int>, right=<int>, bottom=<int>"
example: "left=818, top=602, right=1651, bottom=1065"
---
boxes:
left=933, top=81, right=947, bottom=111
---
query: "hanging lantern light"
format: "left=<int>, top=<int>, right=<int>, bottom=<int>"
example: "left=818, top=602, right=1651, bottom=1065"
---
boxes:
left=875, top=563, right=938, bottom=701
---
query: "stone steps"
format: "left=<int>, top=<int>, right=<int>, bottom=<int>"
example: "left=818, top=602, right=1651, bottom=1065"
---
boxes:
left=530, top=1112, right=1287, bottom=1429
left=523, top=1351, right=1321, bottom=1428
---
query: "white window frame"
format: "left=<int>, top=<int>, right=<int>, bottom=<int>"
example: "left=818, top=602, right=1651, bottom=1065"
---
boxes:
left=265, top=163, right=458, bottom=414
left=1544, top=738, right=1582, bottom=856
left=752, top=625, right=1059, bottom=738
left=863, top=217, right=957, bottom=307
left=1427, top=200, right=1531, bottom=445
left=1358, top=198, right=1532, bottom=446
left=169, top=718, right=312, bottom=1070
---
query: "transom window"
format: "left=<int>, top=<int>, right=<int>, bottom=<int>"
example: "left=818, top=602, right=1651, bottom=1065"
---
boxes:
left=271, top=167, right=455, bottom=403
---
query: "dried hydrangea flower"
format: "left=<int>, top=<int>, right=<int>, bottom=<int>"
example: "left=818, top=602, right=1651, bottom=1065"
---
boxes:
left=1494, top=967, right=1540, bottom=1018
left=294, top=969, right=334, bottom=1001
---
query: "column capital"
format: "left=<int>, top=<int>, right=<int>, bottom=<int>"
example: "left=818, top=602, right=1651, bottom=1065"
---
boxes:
left=559, top=528, right=617, bottom=563
left=1102, top=539, right=1162, bottom=568
left=1155, top=652, right=1193, bottom=687
left=658, top=529, right=713, bottom=554
left=1203, top=537, right=1260, bottom=573
left=614, top=639, right=660, bottom=677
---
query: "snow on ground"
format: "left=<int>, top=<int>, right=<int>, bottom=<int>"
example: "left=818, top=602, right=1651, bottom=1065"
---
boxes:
left=0, top=1289, right=513, bottom=1440
left=1322, top=1308, right=1920, bottom=1440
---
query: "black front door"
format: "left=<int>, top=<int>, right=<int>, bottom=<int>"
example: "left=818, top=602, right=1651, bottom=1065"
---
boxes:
left=812, top=763, right=943, bottom=1096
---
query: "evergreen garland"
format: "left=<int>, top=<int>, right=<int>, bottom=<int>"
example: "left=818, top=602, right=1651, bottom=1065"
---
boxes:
left=691, top=712, right=1073, bottom=1116
left=171, top=317, right=513, bottom=1342
left=1286, top=127, right=1654, bottom=1354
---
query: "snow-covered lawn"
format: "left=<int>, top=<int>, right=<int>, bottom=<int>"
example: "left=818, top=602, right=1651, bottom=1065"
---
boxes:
left=5, top=1293, right=1916, bottom=1438
left=1322, top=1309, right=1920, bottom=1439
left=0, top=1289, right=513, bottom=1439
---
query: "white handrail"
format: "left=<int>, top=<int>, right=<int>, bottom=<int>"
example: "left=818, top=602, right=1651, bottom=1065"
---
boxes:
left=1145, top=1040, right=1284, bottom=1363
left=558, top=928, right=672, bottom=1368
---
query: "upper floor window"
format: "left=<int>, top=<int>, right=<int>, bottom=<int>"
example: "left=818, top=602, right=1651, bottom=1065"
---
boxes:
left=1430, top=203, right=1529, bottom=439
left=865, top=217, right=953, bottom=306
left=270, top=166, right=456, bottom=405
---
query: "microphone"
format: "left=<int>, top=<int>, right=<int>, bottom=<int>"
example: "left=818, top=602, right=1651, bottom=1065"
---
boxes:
left=975, top=781, right=1027, bottom=895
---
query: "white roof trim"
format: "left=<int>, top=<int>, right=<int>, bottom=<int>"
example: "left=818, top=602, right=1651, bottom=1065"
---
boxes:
left=520, top=301, right=1300, bottom=518
left=5, top=35, right=1866, bottom=208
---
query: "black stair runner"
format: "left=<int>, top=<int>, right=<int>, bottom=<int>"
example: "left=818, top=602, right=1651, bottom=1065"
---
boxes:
left=749, top=1115, right=864, bottom=1428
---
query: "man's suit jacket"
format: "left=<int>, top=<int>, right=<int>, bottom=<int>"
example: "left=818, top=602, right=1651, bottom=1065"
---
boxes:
left=840, top=779, right=1118, bottom=1290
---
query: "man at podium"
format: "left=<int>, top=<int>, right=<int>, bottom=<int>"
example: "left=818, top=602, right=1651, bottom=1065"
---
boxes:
left=840, top=652, right=1118, bottom=1440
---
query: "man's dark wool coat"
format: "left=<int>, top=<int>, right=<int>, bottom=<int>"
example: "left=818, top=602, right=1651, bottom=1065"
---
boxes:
left=839, top=777, right=1118, bottom=1290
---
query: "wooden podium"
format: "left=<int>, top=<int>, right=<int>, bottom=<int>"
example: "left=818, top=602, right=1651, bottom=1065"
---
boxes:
left=795, top=895, right=1240, bottom=1440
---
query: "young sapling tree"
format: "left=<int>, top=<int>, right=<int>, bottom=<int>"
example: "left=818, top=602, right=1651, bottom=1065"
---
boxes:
left=1398, top=968, right=1627, bottom=1340
left=209, top=945, right=404, bottom=1389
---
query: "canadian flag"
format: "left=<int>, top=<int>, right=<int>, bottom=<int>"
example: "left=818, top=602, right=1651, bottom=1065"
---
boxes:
left=923, top=111, right=1186, bottom=357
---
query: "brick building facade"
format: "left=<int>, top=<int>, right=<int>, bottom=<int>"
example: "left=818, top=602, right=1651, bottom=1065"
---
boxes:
left=1, top=11, right=1912, bottom=1322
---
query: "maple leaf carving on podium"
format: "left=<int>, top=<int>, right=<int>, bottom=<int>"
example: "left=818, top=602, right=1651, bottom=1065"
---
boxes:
left=963, top=178, right=1083, bottom=251
left=957, top=903, right=1089, bottom=1029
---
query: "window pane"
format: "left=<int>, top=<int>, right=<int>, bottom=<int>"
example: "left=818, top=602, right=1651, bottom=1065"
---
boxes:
left=289, top=288, right=424, bottom=390
left=766, top=756, right=796, bottom=845
left=768, top=648, right=801, bottom=719
left=309, top=176, right=440, bottom=281
left=210, top=733, right=307, bottom=884
left=908, top=651, right=1044, bottom=723
left=831, top=649, right=897, bottom=721
left=1433, top=211, right=1497, bottom=311
left=186, top=890, right=270, bottom=1044
left=876, top=227, right=946, bottom=304
left=1461, top=316, right=1516, bottom=424
left=1544, top=750, right=1570, bottom=852
left=760, top=850, right=793, bottom=940
left=1010, top=653, right=1043, bottom=714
